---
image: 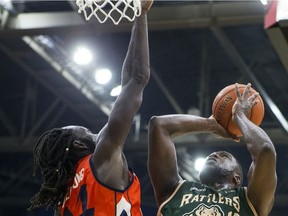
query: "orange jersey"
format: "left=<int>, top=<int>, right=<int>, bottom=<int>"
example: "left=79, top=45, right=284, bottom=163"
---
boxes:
left=59, top=155, right=142, bottom=216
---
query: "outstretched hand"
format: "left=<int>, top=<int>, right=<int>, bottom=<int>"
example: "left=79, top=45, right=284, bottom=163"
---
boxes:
left=141, top=0, right=153, bottom=12
left=232, top=83, right=259, bottom=118
left=208, top=116, right=240, bottom=142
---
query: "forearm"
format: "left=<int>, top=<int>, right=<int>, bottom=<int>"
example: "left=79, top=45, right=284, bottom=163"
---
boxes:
left=232, top=86, right=277, bottom=215
left=99, top=11, right=150, bottom=149
left=233, top=112, right=275, bottom=156
left=152, top=114, right=215, bottom=138
left=121, top=12, right=150, bottom=86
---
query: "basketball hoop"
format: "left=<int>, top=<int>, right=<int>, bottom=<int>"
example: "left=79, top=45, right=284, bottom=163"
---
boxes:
left=76, top=0, right=142, bottom=25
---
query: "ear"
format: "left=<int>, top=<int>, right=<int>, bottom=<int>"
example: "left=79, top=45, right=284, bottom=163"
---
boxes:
left=73, top=140, right=88, bottom=149
left=233, top=173, right=241, bottom=186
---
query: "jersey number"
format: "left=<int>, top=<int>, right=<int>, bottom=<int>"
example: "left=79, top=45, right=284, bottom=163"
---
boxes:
left=117, top=196, right=132, bottom=216
left=64, top=185, right=132, bottom=216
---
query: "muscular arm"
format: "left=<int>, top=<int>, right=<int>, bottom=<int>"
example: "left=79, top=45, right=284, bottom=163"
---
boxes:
left=232, top=84, right=277, bottom=215
left=148, top=114, right=236, bottom=206
left=92, top=3, right=151, bottom=189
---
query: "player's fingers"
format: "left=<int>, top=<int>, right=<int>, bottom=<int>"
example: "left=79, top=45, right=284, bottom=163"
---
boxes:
left=252, top=92, right=259, bottom=99
left=249, top=92, right=259, bottom=102
left=243, top=83, right=251, bottom=99
left=141, top=0, right=153, bottom=12
left=226, top=129, right=240, bottom=142
left=231, top=135, right=240, bottom=142
left=235, top=83, right=241, bottom=98
left=252, top=100, right=258, bottom=107
left=221, top=133, right=240, bottom=142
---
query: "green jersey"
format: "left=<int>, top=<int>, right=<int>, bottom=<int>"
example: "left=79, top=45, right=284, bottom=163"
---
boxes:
left=158, top=181, right=258, bottom=216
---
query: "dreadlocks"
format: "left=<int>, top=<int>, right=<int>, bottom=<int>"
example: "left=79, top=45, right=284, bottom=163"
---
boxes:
left=28, top=128, right=76, bottom=211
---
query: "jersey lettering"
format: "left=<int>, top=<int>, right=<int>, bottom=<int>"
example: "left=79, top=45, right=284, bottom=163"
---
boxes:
left=160, top=181, right=256, bottom=216
left=73, top=168, right=85, bottom=189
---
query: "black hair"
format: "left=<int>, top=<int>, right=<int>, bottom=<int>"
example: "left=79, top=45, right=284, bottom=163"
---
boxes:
left=28, top=128, right=76, bottom=211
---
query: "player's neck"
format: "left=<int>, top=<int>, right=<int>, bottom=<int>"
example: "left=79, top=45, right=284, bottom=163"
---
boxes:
left=206, top=182, right=235, bottom=191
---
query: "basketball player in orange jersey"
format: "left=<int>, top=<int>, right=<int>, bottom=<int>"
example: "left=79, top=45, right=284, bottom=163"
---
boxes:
left=148, top=83, right=277, bottom=216
left=28, top=1, right=153, bottom=215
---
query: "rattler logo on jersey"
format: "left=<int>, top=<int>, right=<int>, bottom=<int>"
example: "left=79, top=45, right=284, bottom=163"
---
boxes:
left=182, top=204, right=224, bottom=216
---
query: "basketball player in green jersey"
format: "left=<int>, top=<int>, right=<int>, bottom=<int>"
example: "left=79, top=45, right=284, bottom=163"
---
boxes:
left=148, top=83, right=277, bottom=216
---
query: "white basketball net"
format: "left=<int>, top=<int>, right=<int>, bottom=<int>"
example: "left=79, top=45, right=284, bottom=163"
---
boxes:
left=76, top=0, right=142, bottom=25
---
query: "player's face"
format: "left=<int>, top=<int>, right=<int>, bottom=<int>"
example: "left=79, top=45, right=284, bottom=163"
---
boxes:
left=204, top=151, right=236, bottom=169
left=62, top=125, right=97, bottom=152
left=199, top=151, right=238, bottom=185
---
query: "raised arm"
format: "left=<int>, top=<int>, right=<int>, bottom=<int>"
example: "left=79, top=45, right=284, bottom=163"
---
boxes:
left=232, top=83, right=277, bottom=216
left=148, top=114, right=237, bottom=206
left=92, top=1, right=153, bottom=187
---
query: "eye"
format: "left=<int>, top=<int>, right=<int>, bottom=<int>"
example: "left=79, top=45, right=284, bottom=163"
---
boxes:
left=221, top=154, right=230, bottom=159
left=74, top=141, right=89, bottom=150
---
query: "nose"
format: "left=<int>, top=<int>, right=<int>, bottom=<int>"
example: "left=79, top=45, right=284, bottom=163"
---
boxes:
left=208, top=152, right=218, bottom=159
left=205, top=153, right=219, bottom=163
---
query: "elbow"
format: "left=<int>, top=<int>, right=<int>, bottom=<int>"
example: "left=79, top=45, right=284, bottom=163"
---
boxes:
left=135, top=70, right=150, bottom=87
left=149, top=116, right=161, bottom=131
left=133, top=61, right=150, bottom=86
left=149, top=115, right=174, bottom=137
left=258, top=141, right=277, bottom=159
left=262, top=141, right=276, bottom=153
left=149, top=115, right=168, bottom=135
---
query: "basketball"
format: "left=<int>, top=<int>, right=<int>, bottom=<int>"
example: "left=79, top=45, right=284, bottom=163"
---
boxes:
left=212, top=84, right=265, bottom=136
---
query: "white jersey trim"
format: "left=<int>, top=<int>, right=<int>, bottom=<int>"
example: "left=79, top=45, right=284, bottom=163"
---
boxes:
left=156, top=180, right=186, bottom=216
left=244, top=187, right=259, bottom=216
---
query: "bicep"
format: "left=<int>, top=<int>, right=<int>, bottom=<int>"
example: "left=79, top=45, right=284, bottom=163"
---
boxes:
left=89, top=124, right=127, bottom=188
left=148, top=124, right=181, bottom=205
left=247, top=145, right=277, bottom=215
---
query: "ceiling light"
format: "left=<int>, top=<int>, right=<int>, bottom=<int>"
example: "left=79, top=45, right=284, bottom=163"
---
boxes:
left=73, top=47, right=92, bottom=65
left=194, top=157, right=206, bottom=172
left=0, top=0, right=13, bottom=10
left=94, top=68, right=112, bottom=84
left=110, top=85, right=122, bottom=97
left=260, top=0, right=268, bottom=5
